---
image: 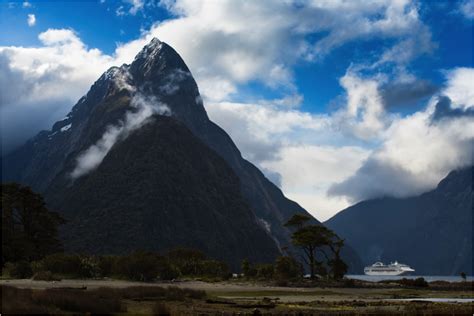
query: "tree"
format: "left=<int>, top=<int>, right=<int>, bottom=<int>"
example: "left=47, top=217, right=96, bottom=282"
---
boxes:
left=460, top=272, right=467, bottom=282
left=290, top=225, right=329, bottom=279
left=327, top=239, right=348, bottom=280
left=1, top=183, right=64, bottom=265
left=285, top=214, right=348, bottom=280
left=274, top=256, right=302, bottom=280
left=167, top=248, right=206, bottom=275
left=284, top=213, right=312, bottom=229
left=241, top=258, right=256, bottom=277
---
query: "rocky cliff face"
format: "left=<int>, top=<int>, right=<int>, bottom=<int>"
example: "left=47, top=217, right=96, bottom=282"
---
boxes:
left=3, top=38, right=351, bottom=268
left=326, top=166, right=473, bottom=275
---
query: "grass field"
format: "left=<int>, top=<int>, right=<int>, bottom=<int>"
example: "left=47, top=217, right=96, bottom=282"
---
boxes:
left=1, top=279, right=472, bottom=314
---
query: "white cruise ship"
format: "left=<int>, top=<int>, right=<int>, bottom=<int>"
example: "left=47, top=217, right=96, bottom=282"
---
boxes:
left=364, top=261, right=415, bottom=276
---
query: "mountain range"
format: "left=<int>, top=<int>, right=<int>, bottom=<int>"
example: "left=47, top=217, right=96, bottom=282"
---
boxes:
left=1, top=38, right=361, bottom=270
left=326, top=166, right=472, bottom=275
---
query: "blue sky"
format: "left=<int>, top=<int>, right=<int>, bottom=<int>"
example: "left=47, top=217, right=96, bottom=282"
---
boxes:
left=1, top=0, right=473, bottom=220
left=1, top=0, right=471, bottom=113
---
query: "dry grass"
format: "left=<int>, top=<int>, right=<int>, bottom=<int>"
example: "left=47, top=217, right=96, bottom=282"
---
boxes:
left=1, top=284, right=205, bottom=314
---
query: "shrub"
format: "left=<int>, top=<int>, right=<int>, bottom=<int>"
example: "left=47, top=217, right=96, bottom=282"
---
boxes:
left=40, top=254, right=82, bottom=276
left=199, top=260, right=231, bottom=279
left=167, top=248, right=206, bottom=275
left=77, top=256, right=101, bottom=278
left=158, top=261, right=180, bottom=281
left=256, top=264, right=274, bottom=279
left=343, top=278, right=356, bottom=287
left=274, top=256, right=302, bottom=281
left=97, top=255, right=118, bottom=277
left=32, top=271, right=61, bottom=281
left=113, top=251, right=161, bottom=281
left=241, top=259, right=257, bottom=278
left=399, top=277, right=428, bottom=287
left=7, top=261, right=33, bottom=278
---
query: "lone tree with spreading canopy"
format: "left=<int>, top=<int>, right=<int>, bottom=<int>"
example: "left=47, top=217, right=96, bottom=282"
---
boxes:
left=1, top=183, right=65, bottom=266
left=285, top=213, right=347, bottom=280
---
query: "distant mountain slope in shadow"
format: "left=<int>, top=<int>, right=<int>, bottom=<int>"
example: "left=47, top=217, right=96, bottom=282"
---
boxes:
left=326, top=166, right=473, bottom=275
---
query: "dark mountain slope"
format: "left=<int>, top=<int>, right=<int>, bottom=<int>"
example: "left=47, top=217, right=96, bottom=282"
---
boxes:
left=2, top=38, right=362, bottom=269
left=45, top=116, right=279, bottom=267
left=326, top=166, right=473, bottom=275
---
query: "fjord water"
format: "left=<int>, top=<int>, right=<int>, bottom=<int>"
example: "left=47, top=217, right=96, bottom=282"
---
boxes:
left=347, top=274, right=473, bottom=282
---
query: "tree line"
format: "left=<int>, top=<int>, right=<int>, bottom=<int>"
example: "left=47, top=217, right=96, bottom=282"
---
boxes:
left=2, top=183, right=347, bottom=282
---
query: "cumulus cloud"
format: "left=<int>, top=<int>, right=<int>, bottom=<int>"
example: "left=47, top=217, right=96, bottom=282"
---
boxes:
left=206, top=101, right=330, bottom=163
left=262, top=145, right=370, bottom=221
left=27, top=14, right=35, bottom=26
left=22, top=2, right=32, bottom=8
left=71, top=94, right=170, bottom=178
left=110, top=0, right=432, bottom=102
left=329, top=70, right=474, bottom=203
left=334, top=70, right=388, bottom=140
left=0, top=29, right=115, bottom=153
left=442, top=67, right=474, bottom=109
left=2, top=1, right=467, bottom=221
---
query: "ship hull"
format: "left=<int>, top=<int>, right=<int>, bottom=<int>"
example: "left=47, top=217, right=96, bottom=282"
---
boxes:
left=364, top=270, right=413, bottom=276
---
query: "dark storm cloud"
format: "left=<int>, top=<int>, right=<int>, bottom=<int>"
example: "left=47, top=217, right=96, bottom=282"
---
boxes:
left=380, top=80, right=438, bottom=109
left=327, top=159, right=425, bottom=202
left=431, top=95, right=474, bottom=122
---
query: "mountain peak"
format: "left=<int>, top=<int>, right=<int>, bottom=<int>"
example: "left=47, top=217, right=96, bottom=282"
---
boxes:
left=134, top=37, right=163, bottom=63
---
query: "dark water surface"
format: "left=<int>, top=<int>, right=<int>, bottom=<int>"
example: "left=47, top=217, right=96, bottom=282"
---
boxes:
left=347, top=274, right=473, bottom=282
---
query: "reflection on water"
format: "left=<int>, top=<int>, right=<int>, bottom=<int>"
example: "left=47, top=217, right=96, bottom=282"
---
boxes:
left=347, top=274, right=474, bottom=282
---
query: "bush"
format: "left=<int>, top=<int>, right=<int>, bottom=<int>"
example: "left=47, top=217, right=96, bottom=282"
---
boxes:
left=413, top=277, right=429, bottom=287
left=32, top=271, right=61, bottom=281
left=97, top=255, right=118, bottom=277
left=7, top=261, right=33, bottom=278
left=40, top=254, right=82, bottom=276
left=113, top=251, right=161, bottom=281
left=167, top=248, right=206, bottom=275
left=199, top=260, right=231, bottom=279
left=399, top=277, right=429, bottom=287
left=158, top=261, right=180, bottom=281
left=256, top=264, right=274, bottom=279
left=274, top=256, right=302, bottom=281
left=343, top=278, right=356, bottom=287
left=241, top=259, right=257, bottom=278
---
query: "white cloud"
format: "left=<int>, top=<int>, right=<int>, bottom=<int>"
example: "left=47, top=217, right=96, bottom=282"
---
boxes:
left=2, top=1, right=466, bottom=221
left=335, top=70, right=388, bottom=140
left=71, top=93, right=170, bottom=178
left=27, top=14, right=35, bottom=26
left=23, top=2, right=32, bottom=8
left=442, top=67, right=474, bottom=110
left=127, top=0, right=144, bottom=15
left=111, top=0, right=432, bottom=102
left=0, top=29, right=115, bottom=151
left=329, top=70, right=474, bottom=203
left=459, top=0, right=474, bottom=19
left=262, top=145, right=370, bottom=221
